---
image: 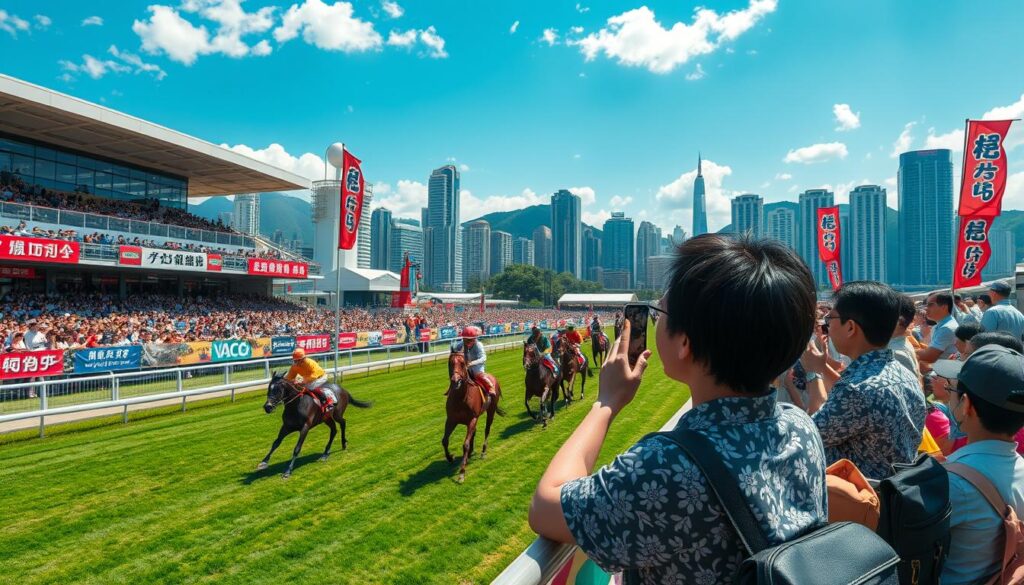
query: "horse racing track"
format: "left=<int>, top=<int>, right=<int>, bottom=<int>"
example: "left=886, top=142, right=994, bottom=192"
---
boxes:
left=0, top=336, right=687, bottom=584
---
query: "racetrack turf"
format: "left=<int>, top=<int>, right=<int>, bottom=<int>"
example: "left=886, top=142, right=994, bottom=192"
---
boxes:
left=0, top=332, right=689, bottom=584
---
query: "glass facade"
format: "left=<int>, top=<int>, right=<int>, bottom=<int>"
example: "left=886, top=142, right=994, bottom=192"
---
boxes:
left=0, top=133, right=188, bottom=209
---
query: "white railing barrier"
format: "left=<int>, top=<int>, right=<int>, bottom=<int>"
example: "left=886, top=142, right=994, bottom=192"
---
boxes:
left=490, top=399, right=693, bottom=585
left=0, top=331, right=531, bottom=436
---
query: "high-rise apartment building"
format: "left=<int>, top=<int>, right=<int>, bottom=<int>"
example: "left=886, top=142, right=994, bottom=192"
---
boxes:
left=388, top=221, right=423, bottom=273
left=988, top=228, right=1016, bottom=278
left=490, top=230, right=513, bottom=276
left=533, top=225, right=552, bottom=270
left=551, top=190, right=582, bottom=278
left=513, top=237, right=535, bottom=266
left=766, top=207, right=796, bottom=249
left=355, top=185, right=374, bottom=269
left=582, top=227, right=602, bottom=282
left=463, top=219, right=491, bottom=288
left=232, top=194, right=259, bottom=236
left=602, top=212, right=635, bottom=288
left=849, top=185, right=887, bottom=282
left=425, top=165, right=462, bottom=291
left=899, top=149, right=953, bottom=286
left=731, top=194, right=764, bottom=238
left=692, top=155, right=708, bottom=237
left=370, top=207, right=392, bottom=270
left=636, top=221, right=662, bottom=289
left=798, top=189, right=835, bottom=288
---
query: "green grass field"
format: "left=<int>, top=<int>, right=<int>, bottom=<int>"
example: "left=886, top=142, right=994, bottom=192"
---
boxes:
left=0, top=333, right=690, bottom=584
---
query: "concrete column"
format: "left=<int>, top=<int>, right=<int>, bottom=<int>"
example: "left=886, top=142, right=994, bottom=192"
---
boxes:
left=118, top=274, right=127, bottom=300
left=177, top=277, right=185, bottom=296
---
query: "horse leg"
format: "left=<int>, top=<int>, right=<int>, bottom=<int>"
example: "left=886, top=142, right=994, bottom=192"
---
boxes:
left=321, top=418, right=337, bottom=461
left=442, top=418, right=457, bottom=464
left=580, top=366, right=586, bottom=400
left=525, top=391, right=536, bottom=420
left=538, top=386, right=550, bottom=428
left=482, top=405, right=496, bottom=458
left=548, top=381, right=557, bottom=419
left=257, top=425, right=290, bottom=470
left=283, top=423, right=311, bottom=479
left=340, top=416, right=348, bottom=450
left=458, top=417, right=479, bottom=483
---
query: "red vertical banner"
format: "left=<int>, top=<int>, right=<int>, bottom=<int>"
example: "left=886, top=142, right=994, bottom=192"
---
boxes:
left=338, top=148, right=365, bottom=250
left=816, top=206, right=843, bottom=290
left=958, top=119, right=1015, bottom=217
left=954, top=216, right=993, bottom=289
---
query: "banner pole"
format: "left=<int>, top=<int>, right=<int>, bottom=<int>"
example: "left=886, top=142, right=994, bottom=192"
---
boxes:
left=952, top=118, right=970, bottom=297
left=334, top=143, right=345, bottom=377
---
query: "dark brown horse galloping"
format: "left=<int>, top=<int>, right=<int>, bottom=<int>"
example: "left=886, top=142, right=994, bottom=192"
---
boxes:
left=559, top=344, right=588, bottom=404
left=590, top=330, right=609, bottom=369
left=523, top=342, right=560, bottom=428
left=443, top=350, right=505, bottom=483
left=259, top=373, right=372, bottom=479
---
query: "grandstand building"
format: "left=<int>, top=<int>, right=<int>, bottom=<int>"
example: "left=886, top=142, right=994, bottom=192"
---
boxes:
left=0, top=74, right=318, bottom=299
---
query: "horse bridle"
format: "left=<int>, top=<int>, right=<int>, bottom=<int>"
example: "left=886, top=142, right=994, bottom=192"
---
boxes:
left=268, top=378, right=303, bottom=408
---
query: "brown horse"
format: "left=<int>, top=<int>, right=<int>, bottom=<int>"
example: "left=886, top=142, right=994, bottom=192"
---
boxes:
left=590, top=330, right=609, bottom=369
left=443, top=350, right=505, bottom=483
left=523, top=342, right=560, bottom=428
left=559, top=343, right=588, bottom=404
left=259, top=373, right=372, bottom=479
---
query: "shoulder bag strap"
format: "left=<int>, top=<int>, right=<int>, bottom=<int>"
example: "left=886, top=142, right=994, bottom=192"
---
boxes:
left=945, top=462, right=1009, bottom=515
left=655, top=429, right=770, bottom=555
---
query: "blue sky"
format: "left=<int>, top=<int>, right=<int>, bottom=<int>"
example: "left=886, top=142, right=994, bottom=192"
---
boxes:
left=2, top=0, right=1024, bottom=233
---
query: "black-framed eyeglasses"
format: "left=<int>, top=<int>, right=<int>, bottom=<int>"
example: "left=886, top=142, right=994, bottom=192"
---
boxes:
left=647, top=302, right=669, bottom=323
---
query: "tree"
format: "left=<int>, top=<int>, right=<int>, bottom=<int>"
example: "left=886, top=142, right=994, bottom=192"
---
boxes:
left=488, top=264, right=601, bottom=305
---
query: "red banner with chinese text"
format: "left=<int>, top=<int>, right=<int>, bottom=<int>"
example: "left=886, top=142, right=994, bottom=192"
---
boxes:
left=0, top=235, right=79, bottom=264
left=953, top=216, right=993, bottom=289
left=247, top=259, right=309, bottom=279
left=959, top=120, right=1015, bottom=217
left=339, top=148, right=365, bottom=250
left=0, top=265, right=36, bottom=278
left=0, top=350, right=65, bottom=380
left=295, top=334, right=331, bottom=354
left=816, top=207, right=843, bottom=290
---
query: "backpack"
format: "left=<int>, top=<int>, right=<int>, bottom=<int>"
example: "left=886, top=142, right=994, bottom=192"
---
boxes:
left=648, top=429, right=900, bottom=585
left=945, top=463, right=1024, bottom=585
left=875, top=454, right=952, bottom=585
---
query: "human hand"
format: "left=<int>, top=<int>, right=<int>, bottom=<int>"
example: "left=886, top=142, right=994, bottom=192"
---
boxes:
left=800, top=335, right=828, bottom=374
left=597, top=319, right=651, bottom=415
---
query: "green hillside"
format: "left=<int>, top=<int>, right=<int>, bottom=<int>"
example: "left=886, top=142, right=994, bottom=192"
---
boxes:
left=191, top=193, right=315, bottom=245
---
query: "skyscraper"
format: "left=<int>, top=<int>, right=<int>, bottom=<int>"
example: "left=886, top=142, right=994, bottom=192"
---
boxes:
left=218, top=211, right=234, bottom=227
left=766, top=207, right=796, bottom=249
left=692, top=155, right=708, bottom=237
left=426, top=165, right=462, bottom=291
left=636, top=221, right=662, bottom=289
left=551, top=190, right=582, bottom=278
left=463, top=219, right=491, bottom=288
left=849, top=185, right=887, bottom=282
left=389, top=222, right=423, bottom=273
left=671, top=225, right=686, bottom=246
left=798, top=189, right=835, bottom=287
left=988, top=228, right=1016, bottom=278
left=899, top=149, right=953, bottom=286
left=356, top=185, right=374, bottom=269
left=232, top=194, right=260, bottom=235
left=533, top=225, right=552, bottom=270
left=602, top=212, right=635, bottom=288
left=582, top=227, right=602, bottom=282
left=513, top=237, right=535, bottom=266
left=370, top=207, right=392, bottom=270
left=490, top=230, right=513, bottom=276
left=731, top=194, right=764, bottom=238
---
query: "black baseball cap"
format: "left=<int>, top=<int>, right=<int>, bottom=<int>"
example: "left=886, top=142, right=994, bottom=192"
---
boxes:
left=932, top=345, right=1024, bottom=413
left=989, top=281, right=1013, bottom=296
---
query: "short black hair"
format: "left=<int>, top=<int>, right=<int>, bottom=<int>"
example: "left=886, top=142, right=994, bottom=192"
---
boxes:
left=897, top=294, right=916, bottom=328
left=958, top=380, right=1024, bottom=436
left=954, top=322, right=982, bottom=343
left=929, top=292, right=953, bottom=314
left=978, top=294, right=993, bottom=306
left=833, top=281, right=900, bottom=347
left=954, top=294, right=963, bottom=302
left=970, top=331, right=1024, bottom=353
left=665, top=234, right=815, bottom=394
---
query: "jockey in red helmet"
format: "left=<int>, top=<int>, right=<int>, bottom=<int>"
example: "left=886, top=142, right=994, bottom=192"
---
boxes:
left=455, top=325, right=497, bottom=405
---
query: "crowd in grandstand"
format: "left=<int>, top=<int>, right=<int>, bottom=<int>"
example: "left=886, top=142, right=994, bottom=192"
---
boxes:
left=530, top=234, right=1024, bottom=585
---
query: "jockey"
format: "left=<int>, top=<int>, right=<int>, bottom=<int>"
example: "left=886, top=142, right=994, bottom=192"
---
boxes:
left=564, top=324, right=586, bottom=368
left=550, top=328, right=562, bottom=359
left=453, top=326, right=497, bottom=404
left=527, top=326, right=559, bottom=373
left=285, top=348, right=336, bottom=410
left=590, top=315, right=606, bottom=346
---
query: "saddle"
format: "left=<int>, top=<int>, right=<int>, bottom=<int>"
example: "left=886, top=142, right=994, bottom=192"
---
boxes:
left=301, top=383, right=338, bottom=416
left=541, top=359, right=558, bottom=373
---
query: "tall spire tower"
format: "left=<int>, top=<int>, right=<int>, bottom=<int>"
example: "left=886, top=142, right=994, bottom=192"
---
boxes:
left=692, top=153, right=708, bottom=236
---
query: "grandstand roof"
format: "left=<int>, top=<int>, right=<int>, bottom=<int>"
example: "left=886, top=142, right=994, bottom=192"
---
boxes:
left=0, top=74, right=310, bottom=197
left=558, top=293, right=637, bottom=306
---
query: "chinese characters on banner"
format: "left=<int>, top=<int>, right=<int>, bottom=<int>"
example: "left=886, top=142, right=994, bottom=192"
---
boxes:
left=246, top=259, right=309, bottom=278
left=816, top=206, right=843, bottom=290
left=1, top=350, right=65, bottom=380
left=137, top=247, right=211, bottom=272
left=0, top=235, right=79, bottom=264
left=338, top=148, right=365, bottom=250
left=954, top=119, right=1016, bottom=289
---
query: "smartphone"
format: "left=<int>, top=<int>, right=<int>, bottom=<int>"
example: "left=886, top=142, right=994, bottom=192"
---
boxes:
left=622, top=303, right=649, bottom=367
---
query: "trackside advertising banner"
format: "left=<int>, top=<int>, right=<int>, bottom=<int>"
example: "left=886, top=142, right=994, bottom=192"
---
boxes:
left=954, top=119, right=1015, bottom=289
left=73, top=346, right=142, bottom=374
left=211, top=339, right=252, bottom=362
left=439, top=326, right=457, bottom=339
left=271, top=336, right=296, bottom=355
left=118, top=245, right=142, bottom=265
left=246, top=259, right=308, bottom=279
left=337, top=332, right=358, bottom=350
left=139, top=248, right=211, bottom=272
left=1, top=350, right=65, bottom=380
left=0, top=235, right=79, bottom=264
left=816, top=207, right=843, bottom=291
left=296, top=334, right=331, bottom=354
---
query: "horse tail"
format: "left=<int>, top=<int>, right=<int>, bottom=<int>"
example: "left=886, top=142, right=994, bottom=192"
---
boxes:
left=345, top=389, right=374, bottom=409
left=495, top=404, right=507, bottom=417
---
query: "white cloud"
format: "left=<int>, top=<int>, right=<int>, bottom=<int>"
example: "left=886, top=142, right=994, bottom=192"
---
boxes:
left=685, top=63, right=705, bottom=81
left=34, top=14, right=52, bottom=29
left=774, top=172, right=792, bottom=180
left=274, top=0, right=381, bottom=53
left=82, top=16, right=104, bottom=27
left=386, top=26, right=447, bottom=58
left=221, top=143, right=326, bottom=185
left=251, top=39, right=272, bottom=55
left=463, top=188, right=548, bottom=221
left=984, top=93, right=1024, bottom=150
left=386, top=29, right=416, bottom=47
left=655, top=158, right=734, bottom=231
left=540, top=28, right=558, bottom=46
left=883, top=176, right=898, bottom=209
left=833, top=103, right=860, bottom=131
left=381, top=0, right=403, bottom=19
left=509, top=20, right=519, bottom=34
left=373, top=180, right=428, bottom=218
left=783, top=142, right=848, bottom=164
left=583, top=209, right=611, bottom=227
left=890, top=122, right=915, bottom=158
left=575, top=3, right=590, bottom=14
left=1003, top=172, right=1024, bottom=210
left=133, top=1, right=277, bottom=65
left=569, top=1, right=776, bottom=74
left=568, top=186, right=596, bottom=206
left=0, top=10, right=31, bottom=37
left=133, top=6, right=212, bottom=65
left=609, top=195, right=633, bottom=208
left=458, top=163, right=470, bottom=172
left=924, top=127, right=965, bottom=151
left=570, top=26, right=584, bottom=34
left=60, top=46, right=167, bottom=81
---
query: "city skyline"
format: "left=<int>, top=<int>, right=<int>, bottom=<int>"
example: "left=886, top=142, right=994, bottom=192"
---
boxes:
left=4, top=1, right=1022, bottom=237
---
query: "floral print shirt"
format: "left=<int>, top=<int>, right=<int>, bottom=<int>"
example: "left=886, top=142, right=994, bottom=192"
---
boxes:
left=812, top=349, right=926, bottom=479
left=560, top=394, right=828, bottom=585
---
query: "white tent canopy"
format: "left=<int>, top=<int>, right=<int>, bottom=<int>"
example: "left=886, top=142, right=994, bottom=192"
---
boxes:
left=414, top=293, right=518, bottom=305
left=557, top=293, right=637, bottom=308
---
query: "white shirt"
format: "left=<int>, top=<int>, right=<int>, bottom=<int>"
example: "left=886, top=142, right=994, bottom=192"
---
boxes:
left=24, top=329, right=48, bottom=351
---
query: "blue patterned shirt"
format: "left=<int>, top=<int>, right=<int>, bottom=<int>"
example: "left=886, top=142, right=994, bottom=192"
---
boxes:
left=812, top=349, right=926, bottom=479
left=561, top=394, right=828, bottom=585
